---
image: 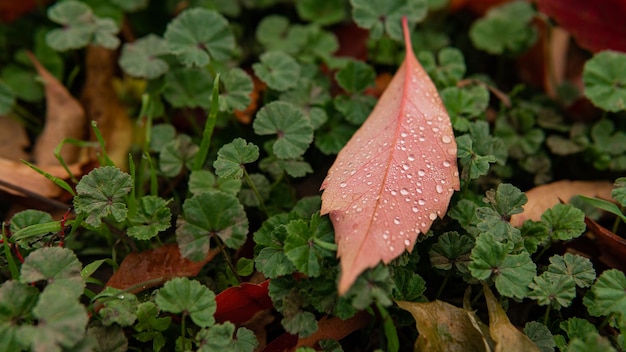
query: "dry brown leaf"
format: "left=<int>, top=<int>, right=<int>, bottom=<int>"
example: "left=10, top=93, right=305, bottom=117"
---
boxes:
left=396, top=300, right=491, bottom=352
left=293, top=311, right=371, bottom=350
left=0, top=115, right=29, bottom=160
left=81, top=45, right=133, bottom=168
left=483, top=284, right=540, bottom=352
left=105, top=243, right=219, bottom=294
left=27, top=52, right=86, bottom=166
left=0, top=157, right=81, bottom=198
left=510, top=180, right=613, bottom=227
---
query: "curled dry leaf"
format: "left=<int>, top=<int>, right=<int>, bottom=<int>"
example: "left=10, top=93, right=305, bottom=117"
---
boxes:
left=0, top=157, right=82, bottom=199
left=0, top=115, right=29, bottom=160
left=509, top=180, right=613, bottom=227
left=396, top=299, right=491, bottom=352
left=483, top=283, right=540, bottom=352
left=81, top=45, right=133, bottom=168
left=584, top=217, right=626, bottom=272
left=27, top=52, right=86, bottom=166
left=321, top=17, right=459, bottom=294
left=105, top=243, right=219, bottom=294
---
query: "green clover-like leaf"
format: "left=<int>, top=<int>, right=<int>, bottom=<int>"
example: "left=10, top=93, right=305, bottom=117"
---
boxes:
left=21, top=284, right=89, bottom=351
left=528, top=272, right=576, bottom=308
left=418, top=47, right=466, bottom=89
left=46, top=1, right=96, bottom=51
left=20, top=247, right=85, bottom=298
left=583, top=50, right=626, bottom=112
left=524, top=322, right=556, bottom=352
left=164, top=8, right=234, bottom=67
left=74, top=166, right=133, bottom=227
left=162, top=67, right=213, bottom=108
left=176, top=191, right=248, bottom=261
left=155, top=277, right=216, bottom=328
left=255, top=15, right=304, bottom=54
left=611, top=177, right=626, bottom=206
left=219, top=68, right=253, bottom=112
left=334, top=94, right=377, bottom=126
left=429, top=231, right=474, bottom=272
left=296, top=0, right=347, bottom=26
left=119, top=34, right=169, bottom=79
left=97, top=287, right=139, bottom=327
left=469, top=233, right=535, bottom=299
left=589, top=269, right=626, bottom=316
left=213, top=138, right=259, bottom=179
left=540, top=204, right=586, bottom=241
left=253, top=101, right=313, bottom=159
left=441, top=85, right=489, bottom=132
left=469, top=1, right=537, bottom=55
left=127, top=196, right=172, bottom=240
left=189, top=170, right=242, bottom=196
left=350, top=0, right=428, bottom=40
left=93, top=17, right=120, bottom=49
left=10, top=210, right=54, bottom=248
left=547, top=253, right=596, bottom=288
left=0, top=81, right=15, bottom=115
left=335, top=60, right=376, bottom=93
left=484, top=183, right=527, bottom=217
left=252, top=51, right=301, bottom=91
left=284, top=213, right=335, bottom=277
left=254, top=214, right=298, bottom=278
left=0, top=280, right=39, bottom=324
left=159, top=134, right=199, bottom=177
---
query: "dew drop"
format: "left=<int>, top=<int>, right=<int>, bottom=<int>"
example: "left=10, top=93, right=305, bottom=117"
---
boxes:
left=408, top=154, right=416, bottom=161
left=402, top=164, right=410, bottom=171
left=429, top=212, right=437, bottom=220
left=366, top=173, right=372, bottom=178
left=436, top=185, right=443, bottom=193
left=393, top=217, right=400, bottom=225
left=400, top=188, right=409, bottom=195
left=400, top=132, right=408, bottom=138
left=404, top=239, right=411, bottom=246
left=390, top=190, right=398, bottom=196
left=418, top=169, right=426, bottom=177
left=443, top=160, right=451, bottom=167
left=389, top=246, right=395, bottom=252
left=418, top=199, right=426, bottom=205
left=349, top=170, right=356, bottom=175
left=412, top=206, right=419, bottom=213
left=432, top=127, right=440, bottom=133
left=382, top=233, right=389, bottom=240
left=442, top=135, right=452, bottom=144
left=340, top=182, right=347, bottom=188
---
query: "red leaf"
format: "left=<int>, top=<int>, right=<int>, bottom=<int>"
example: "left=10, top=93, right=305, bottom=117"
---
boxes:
left=320, top=18, right=460, bottom=294
left=105, top=244, right=219, bottom=294
left=537, top=0, right=626, bottom=53
left=214, top=280, right=273, bottom=324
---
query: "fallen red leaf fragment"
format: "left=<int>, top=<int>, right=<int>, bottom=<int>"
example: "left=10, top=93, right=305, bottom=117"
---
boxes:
left=536, top=0, right=626, bottom=53
left=584, top=217, right=626, bottom=272
left=105, top=243, right=219, bottom=294
left=509, top=180, right=613, bottom=227
left=321, top=17, right=459, bottom=294
left=27, top=52, right=86, bottom=166
left=214, top=280, right=273, bottom=324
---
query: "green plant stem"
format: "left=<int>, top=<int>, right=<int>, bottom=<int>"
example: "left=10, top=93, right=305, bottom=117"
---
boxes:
left=543, top=305, right=551, bottom=325
left=91, top=121, right=115, bottom=166
left=436, top=273, right=451, bottom=300
left=214, top=237, right=242, bottom=283
left=181, top=313, right=188, bottom=348
left=243, top=168, right=267, bottom=213
left=193, top=74, right=220, bottom=171
left=313, top=238, right=337, bottom=251
left=599, top=312, right=614, bottom=330
left=2, top=224, right=20, bottom=279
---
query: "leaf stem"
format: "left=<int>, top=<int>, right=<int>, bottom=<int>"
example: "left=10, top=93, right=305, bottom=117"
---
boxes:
left=214, top=237, right=242, bottom=283
left=313, top=238, right=337, bottom=251
left=243, top=168, right=267, bottom=213
left=2, top=224, right=20, bottom=279
left=436, top=273, right=451, bottom=300
left=543, top=305, right=551, bottom=325
left=193, top=74, right=220, bottom=171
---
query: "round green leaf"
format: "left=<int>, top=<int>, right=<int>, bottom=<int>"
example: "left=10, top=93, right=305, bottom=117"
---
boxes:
left=583, top=50, right=626, bottom=112
left=127, top=196, right=172, bottom=240
left=296, top=0, right=346, bottom=26
left=155, top=277, right=216, bottom=328
left=213, top=138, right=259, bottom=179
left=529, top=272, right=576, bottom=308
left=46, top=1, right=96, bottom=51
left=253, top=101, right=313, bottom=159
left=255, top=15, right=304, bottom=54
left=590, top=269, right=626, bottom=316
left=159, top=134, right=199, bottom=177
left=163, top=67, right=213, bottom=108
left=119, top=34, right=169, bottom=79
left=164, top=8, right=235, bottom=67
left=540, top=204, right=586, bottom=241
left=252, top=51, right=300, bottom=91
left=189, top=170, right=242, bottom=196
left=74, top=166, right=133, bottom=227
left=334, top=60, right=376, bottom=93
left=176, top=191, right=248, bottom=261
left=350, top=0, right=428, bottom=40
left=219, top=68, right=253, bottom=112
left=20, top=247, right=85, bottom=298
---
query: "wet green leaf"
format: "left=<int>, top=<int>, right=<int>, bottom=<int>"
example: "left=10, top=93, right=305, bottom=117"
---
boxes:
left=155, top=277, right=216, bottom=328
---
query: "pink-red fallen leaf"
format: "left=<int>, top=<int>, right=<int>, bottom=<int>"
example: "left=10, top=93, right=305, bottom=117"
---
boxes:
left=105, top=243, right=219, bottom=294
left=214, top=279, right=273, bottom=324
left=536, top=0, right=626, bottom=53
left=320, top=17, right=460, bottom=294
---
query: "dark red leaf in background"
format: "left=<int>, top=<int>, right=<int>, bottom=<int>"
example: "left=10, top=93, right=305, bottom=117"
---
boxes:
left=214, top=280, right=273, bottom=324
left=537, top=0, right=626, bottom=53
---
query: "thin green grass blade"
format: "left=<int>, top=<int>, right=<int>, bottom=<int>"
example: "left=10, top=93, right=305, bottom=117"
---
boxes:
left=193, top=74, right=220, bottom=171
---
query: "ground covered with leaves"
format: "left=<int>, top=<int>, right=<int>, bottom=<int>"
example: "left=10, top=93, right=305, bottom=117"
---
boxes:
left=1, top=0, right=626, bottom=351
